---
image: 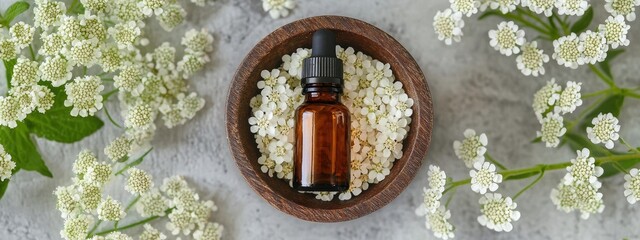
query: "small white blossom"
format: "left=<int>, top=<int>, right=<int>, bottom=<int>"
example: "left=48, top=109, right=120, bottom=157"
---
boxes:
left=85, top=162, right=112, bottom=186
left=39, top=56, right=73, bottom=87
left=31, top=85, right=56, bottom=113
left=433, top=9, right=465, bottom=45
left=556, top=81, right=583, bottom=114
left=477, top=193, right=520, bottom=232
left=60, top=214, right=93, bottom=240
left=58, top=16, right=83, bottom=42
left=564, top=148, right=603, bottom=188
left=34, top=0, right=66, bottom=29
left=470, top=161, right=503, bottom=194
left=555, top=0, right=589, bottom=16
left=0, top=96, right=26, bottom=128
left=249, top=110, right=276, bottom=137
left=77, top=182, right=102, bottom=211
left=262, top=0, right=296, bottom=19
left=550, top=182, right=578, bottom=212
left=81, top=0, right=108, bottom=13
left=193, top=222, right=223, bottom=240
left=522, top=0, right=555, bottom=16
left=105, top=136, right=132, bottom=162
left=39, top=32, right=65, bottom=56
left=54, top=185, right=81, bottom=218
left=489, top=21, right=526, bottom=56
left=113, top=0, right=145, bottom=23
left=9, top=85, right=36, bottom=115
left=137, top=189, right=170, bottom=217
left=516, top=41, right=550, bottom=76
left=605, top=0, right=640, bottom=21
left=488, top=0, right=519, bottom=13
left=9, top=22, right=35, bottom=48
left=182, top=29, right=214, bottom=53
left=599, top=15, right=632, bottom=49
left=166, top=208, right=196, bottom=235
left=65, top=38, right=100, bottom=67
left=0, top=145, right=16, bottom=181
left=425, top=206, right=455, bottom=240
left=97, top=196, right=126, bottom=221
left=453, top=129, right=488, bottom=168
left=109, top=21, right=141, bottom=49
left=537, top=112, right=567, bottom=148
left=268, top=139, right=293, bottom=164
left=125, top=168, right=153, bottom=194
left=73, top=150, right=98, bottom=176
left=176, top=92, right=205, bottom=119
left=140, top=224, right=167, bottom=240
left=282, top=48, right=310, bottom=79
left=450, top=0, right=481, bottom=16
left=158, top=4, right=186, bottom=31
left=11, top=57, right=39, bottom=86
left=125, top=104, right=154, bottom=128
left=579, top=31, right=608, bottom=64
left=161, top=175, right=188, bottom=197
left=427, top=165, right=447, bottom=191
left=114, top=65, right=144, bottom=93
left=0, top=38, right=18, bottom=60
left=553, top=33, right=584, bottom=69
left=104, top=232, right=133, bottom=240
left=586, top=113, right=620, bottom=149
left=532, top=78, right=561, bottom=115
left=64, top=76, right=105, bottom=117
left=420, top=188, right=443, bottom=214
left=624, top=168, right=640, bottom=204
left=177, top=52, right=209, bottom=78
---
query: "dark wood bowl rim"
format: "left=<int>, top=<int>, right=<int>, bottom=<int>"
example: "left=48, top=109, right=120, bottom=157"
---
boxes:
left=225, top=15, right=434, bottom=222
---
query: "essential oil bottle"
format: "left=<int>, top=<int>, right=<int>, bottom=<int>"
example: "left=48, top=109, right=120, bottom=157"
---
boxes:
left=292, top=29, right=351, bottom=192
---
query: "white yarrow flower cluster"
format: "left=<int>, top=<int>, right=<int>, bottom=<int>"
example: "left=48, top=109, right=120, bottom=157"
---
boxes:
left=532, top=79, right=583, bottom=147
left=433, top=9, right=465, bottom=45
left=416, top=165, right=455, bottom=240
left=477, top=193, right=521, bottom=232
left=488, top=21, right=525, bottom=56
left=586, top=113, right=621, bottom=149
left=249, top=46, right=414, bottom=201
left=624, top=168, right=640, bottom=204
left=262, top=0, right=296, bottom=19
left=555, top=0, right=590, bottom=16
left=453, top=129, right=488, bottom=168
left=450, top=0, right=481, bottom=17
left=470, top=161, right=503, bottom=194
left=0, top=145, right=16, bottom=182
left=550, top=148, right=605, bottom=219
left=604, top=0, right=640, bottom=21
left=522, top=0, right=556, bottom=16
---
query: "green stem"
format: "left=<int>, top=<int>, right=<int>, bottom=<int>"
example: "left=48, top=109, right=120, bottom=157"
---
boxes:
left=582, top=89, right=612, bottom=99
left=621, top=89, right=640, bottom=99
left=445, top=186, right=458, bottom=208
left=102, top=89, right=118, bottom=102
left=444, top=153, right=640, bottom=193
left=91, top=212, right=167, bottom=236
left=516, top=7, right=553, bottom=32
left=502, top=12, right=554, bottom=38
left=588, top=64, right=617, bottom=88
left=125, top=195, right=140, bottom=212
left=86, top=220, right=103, bottom=237
left=513, top=168, right=545, bottom=199
left=66, top=0, right=79, bottom=14
left=613, top=162, right=630, bottom=174
left=28, top=45, right=36, bottom=60
left=103, top=104, right=123, bottom=129
left=619, top=137, right=640, bottom=154
left=486, top=153, right=507, bottom=170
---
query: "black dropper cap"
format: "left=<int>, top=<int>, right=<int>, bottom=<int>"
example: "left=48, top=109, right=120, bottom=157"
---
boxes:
left=301, top=29, right=343, bottom=91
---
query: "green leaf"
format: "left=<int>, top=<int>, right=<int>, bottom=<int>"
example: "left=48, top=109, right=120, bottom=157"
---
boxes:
left=600, top=157, right=640, bottom=178
left=565, top=132, right=611, bottom=157
left=599, top=49, right=625, bottom=78
left=570, top=6, right=593, bottom=34
left=578, top=94, right=624, bottom=132
left=67, top=1, right=85, bottom=15
left=0, top=124, right=52, bottom=177
left=3, top=58, right=16, bottom=89
left=531, top=136, right=541, bottom=143
left=1, top=1, right=29, bottom=26
left=0, top=179, right=8, bottom=199
left=478, top=10, right=502, bottom=20
left=25, top=85, right=103, bottom=143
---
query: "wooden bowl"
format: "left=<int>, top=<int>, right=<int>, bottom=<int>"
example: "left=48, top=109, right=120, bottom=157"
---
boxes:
left=226, top=15, right=433, bottom=222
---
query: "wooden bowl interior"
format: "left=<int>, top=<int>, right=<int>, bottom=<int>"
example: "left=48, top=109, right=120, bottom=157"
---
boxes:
left=228, top=16, right=432, bottom=221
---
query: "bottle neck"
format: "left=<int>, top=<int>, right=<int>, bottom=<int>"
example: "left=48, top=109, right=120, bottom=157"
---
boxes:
left=303, top=83, right=341, bottom=103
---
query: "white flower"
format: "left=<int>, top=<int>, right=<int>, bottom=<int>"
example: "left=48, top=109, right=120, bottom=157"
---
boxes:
left=11, top=57, right=39, bottom=86
left=579, top=31, right=608, bottom=64
left=58, top=16, right=83, bottom=42
left=624, top=168, right=640, bottom=204
left=537, top=112, right=567, bottom=148
left=489, top=21, right=526, bottom=56
left=109, top=21, right=141, bottom=49
left=453, top=129, right=488, bottom=168
left=315, top=191, right=336, bottom=201
left=599, top=15, right=631, bottom=49
left=166, top=208, right=196, bottom=235
left=182, top=29, right=214, bottom=53
left=113, top=0, right=145, bottom=23
left=193, top=222, right=223, bottom=240
left=125, top=168, right=153, bottom=194
left=477, top=193, right=520, bottom=232
left=137, top=189, right=170, bottom=217
left=54, top=185, right=81, bottom=218
left=60, top=214, right=93, bottom=240
left=31, top=85, right=55, bottom=113
left=34, top=0, right=66, bottom=29
left=172, top=188, right=200, bottom=210
left=268, top=139, right=293, bottom=164
left=9, top=22, right=35, bottom=48
left=262, top=0, right=296, bottom=19
left=140, top=224, right=167, bottom=240
left=550, top=182, right=578, bottom=212
left=176, top=92, right=205, bottom=119
left=564, top=148, right=604, bottom=188
left=470, top=161, right=503, bottom=194
left=140, top=0, right=167, bottom=16
left=556, top=81, right=583, bottom=114
left=85, top=162, right=113, bottom=186
left=73, top=150, right=98, bottom=176
left=522, top=0, right=555, bottom=16
left=605, top=0, right=640, bottom=21
left=0, top=96, right=26, bottom=128
left=0, top=145, right=15, bottom=181
left=158, top=4, right=186, bottom=31
left=125, top=104, right=154, bottom=128
left=375, top=78, right=403, bottom=104
left=64, top=76, right=105, bottom=117
left=586, top=113, right=620, bottom=149
left=80, top=14, right=107, bottom=41
left=282, top=48, right=310, bottom=79
left=161, top=175, right=188, bottom=197
left=420, top=188, right=443, bottom=214
left=427, top=165, right=447, bottom=192
left=39, top=32, right=65, bottom=55
left=433, top=9, right=465, bottom=45
left=0, top=38, right=19, bottom=61
left=77, top=181, right=102, bottom=210
left=532, top=78, right=561, bottom=115
left=488, top=0, right=519, bottom=13
left=97, top=196, right=126, bottom=221
left=450, top=0, right=481, bottom=16
left=65, top=38, right=100, bottom=67
left=104, top=232, right=133, bottom=240
left=105, top=136, right=132, bottom=162
left=177, top=52, right=209, bottom=77
left=555, top=0, right=589, bottom=16
left=249, top=110, right=276, bottom=137
left=553, top=33, right=584, bottom=69
left=114, top=65, right=144, bottom=93
left=40, top=56, right=73, bottom=87
left=516, top=41, right=549, bottom=77
left=81, top=0, right=108, bottom=13
left=425, top=206, right=455, bottom=240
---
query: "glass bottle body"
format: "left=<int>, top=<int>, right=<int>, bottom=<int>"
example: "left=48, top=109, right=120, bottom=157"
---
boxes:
left=293, top=86, right=351, bottom=192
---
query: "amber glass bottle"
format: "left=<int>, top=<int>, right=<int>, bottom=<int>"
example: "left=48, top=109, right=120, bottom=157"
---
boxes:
left=292, top=30, right=351, bottom=192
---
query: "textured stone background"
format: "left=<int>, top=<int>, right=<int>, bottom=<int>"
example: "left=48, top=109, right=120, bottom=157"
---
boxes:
left=1, top=0, right=640, bottom=239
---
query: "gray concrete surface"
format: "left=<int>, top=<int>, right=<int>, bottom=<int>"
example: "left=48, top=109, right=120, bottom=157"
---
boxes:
left=1, top=0, right=640, bottom=239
